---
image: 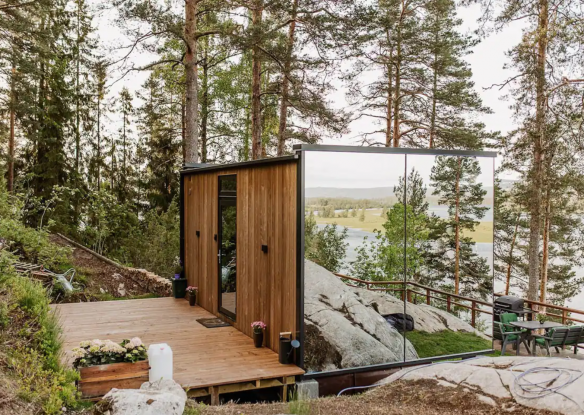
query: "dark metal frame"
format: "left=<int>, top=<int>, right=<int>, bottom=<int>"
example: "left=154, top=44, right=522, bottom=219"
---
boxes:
left=302, top=349, right=494, bottom=380
left=293, top=144, right=498, bottom=158
left=217, top=174, right=237, bottom=321
left=296, top=151, right=305, bottom=369
left=295, top=145, right=497, bottom=378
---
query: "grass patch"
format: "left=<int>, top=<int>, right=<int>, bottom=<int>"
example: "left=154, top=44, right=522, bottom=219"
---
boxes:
left=315, top=209, right=493, bottom=243
left=406, top=330, right=492, bottom=358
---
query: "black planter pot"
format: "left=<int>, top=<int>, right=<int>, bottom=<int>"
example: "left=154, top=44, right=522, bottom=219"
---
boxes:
left=189, top=292, right=197, bottom=306
left=172, top=278, right=187, bottom=298
left=253, top=331, right=264, bottom=348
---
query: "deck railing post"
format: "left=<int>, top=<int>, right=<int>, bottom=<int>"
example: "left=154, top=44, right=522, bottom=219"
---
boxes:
left=447, top=295, right=451, bottom=312
left=471, top=301, right=476, bottom=328
left=426, top=288, right=431, bottom=305
left=407, top=289, right=412, bottom=303
left=562, top=310, right=568, bottom=325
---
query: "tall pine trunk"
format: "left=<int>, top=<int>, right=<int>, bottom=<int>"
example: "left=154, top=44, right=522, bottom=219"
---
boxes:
left=200, top=43, right=209, bottom=162
left=454, top=157, right=461, bottom=294
left=97, top=92, right=101, bottom=189
left=184, top=0, right=199, bottom=164
left=392, top=11, right=402, bottom=148
left=527, top=0, right=548, bottom=301
left=8, top=66, right=15, bottom=193
left=277, top=0, right=298, bottom=156
left=539, top=189, right=551, bottom=310
left=429, top=28, right=439, bottom=149
left=251, top=0, right=263, bottom=159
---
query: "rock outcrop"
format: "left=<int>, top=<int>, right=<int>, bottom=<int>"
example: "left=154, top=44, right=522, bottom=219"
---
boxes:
left=304, top=260, right=488, bottom=373
left=304, top=260, right=418, bottom=372
left=380, top=356, right=584, bottom=415
left=94, top=379, right=186, bottom=415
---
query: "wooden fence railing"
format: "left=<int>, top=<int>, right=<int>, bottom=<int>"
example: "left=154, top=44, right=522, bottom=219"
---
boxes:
left=334, top=273, right=584, bottom=328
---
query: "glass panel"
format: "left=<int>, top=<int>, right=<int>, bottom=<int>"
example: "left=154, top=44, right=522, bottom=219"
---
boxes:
left=303, top=151, right=409, bottom=373
left=219, top=202, right=237, bottom=318
left=404, top=155, right=494, bottom=360
left=219, top=175, right=237, bottom=195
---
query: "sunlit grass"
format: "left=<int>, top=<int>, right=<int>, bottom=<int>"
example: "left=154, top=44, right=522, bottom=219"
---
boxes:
left=315, top=208, right=493, bottom=243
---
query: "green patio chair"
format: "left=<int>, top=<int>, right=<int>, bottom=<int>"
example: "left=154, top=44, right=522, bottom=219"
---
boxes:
left=533, top=326, right=583, bottom=356
left=494, top=313, right=529, bottom=355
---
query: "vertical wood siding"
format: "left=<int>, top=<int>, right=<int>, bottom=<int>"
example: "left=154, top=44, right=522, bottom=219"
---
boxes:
left=183, top=161, right=298, bottom=353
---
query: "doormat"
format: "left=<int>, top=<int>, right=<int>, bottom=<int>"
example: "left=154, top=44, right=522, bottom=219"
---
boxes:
left=196, top=318, right=231, bottom=328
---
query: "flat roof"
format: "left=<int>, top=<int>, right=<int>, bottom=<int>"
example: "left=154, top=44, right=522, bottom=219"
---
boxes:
left=293, top=144, right=498, bottom=158
left=180, top=155, right=298, bottom=175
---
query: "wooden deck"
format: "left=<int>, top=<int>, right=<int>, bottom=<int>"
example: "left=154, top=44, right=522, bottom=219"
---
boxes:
left=52, top=297, right=303, bottom=401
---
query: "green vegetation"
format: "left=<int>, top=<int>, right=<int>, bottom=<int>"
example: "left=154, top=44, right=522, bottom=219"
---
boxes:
left=288, top=391, right=311, bottom=415
left=0, top=254, right=81, bottom=414
left=406, top=330, right=492, bottom=359
left=305, top=213, right=348, bottom=273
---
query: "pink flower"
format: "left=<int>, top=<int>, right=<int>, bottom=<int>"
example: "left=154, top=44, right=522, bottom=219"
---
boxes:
left=251, top=321, right=266, bottom=330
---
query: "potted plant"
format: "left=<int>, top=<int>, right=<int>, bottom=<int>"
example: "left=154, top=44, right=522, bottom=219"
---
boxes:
left=172, top=257, right=187, bottom=298
left=537, top=313, right=548, bottom=324
left=186, top=286, right=198, bottom=306
left=251, top=321, right=266, bottom=348
left=72, top=337, right=149, bottom=399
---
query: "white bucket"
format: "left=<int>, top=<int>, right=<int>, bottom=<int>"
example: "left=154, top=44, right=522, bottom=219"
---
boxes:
left=147, top=343, right=173, bottom=382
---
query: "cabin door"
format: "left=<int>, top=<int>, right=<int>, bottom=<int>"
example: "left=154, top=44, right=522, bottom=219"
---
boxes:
left=217, top=175, right=237, bottom=320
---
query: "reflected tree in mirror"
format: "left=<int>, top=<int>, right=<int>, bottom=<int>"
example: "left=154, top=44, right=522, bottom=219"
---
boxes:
left=350, top=168, right=430, bottom=284
left=304, top=212, right=348, bottom=273
left=424, top=156, right=491, bottom=299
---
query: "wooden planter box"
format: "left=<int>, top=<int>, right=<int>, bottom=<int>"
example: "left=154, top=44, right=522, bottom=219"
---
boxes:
left=78, top=360, right=150, bottom=399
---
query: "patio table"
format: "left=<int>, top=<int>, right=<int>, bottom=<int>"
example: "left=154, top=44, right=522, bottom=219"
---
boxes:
left=510, top=321, right=564, bottom=356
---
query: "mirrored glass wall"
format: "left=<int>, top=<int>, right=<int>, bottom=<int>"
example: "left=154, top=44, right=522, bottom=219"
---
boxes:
left=302, top=149, right=494, bottom=373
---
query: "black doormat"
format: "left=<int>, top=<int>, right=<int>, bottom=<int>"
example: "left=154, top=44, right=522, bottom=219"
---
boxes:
left=196, top=318, right=231, bottom=328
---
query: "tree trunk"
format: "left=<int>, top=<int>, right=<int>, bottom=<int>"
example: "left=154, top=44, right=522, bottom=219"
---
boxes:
left=200, top=51, right=209, bottom=162
left=75, top=1, right=81, bottom=175
left=277, top=0, right=298, bottom=156
left=505, top=212, right=521, bottom=295
left=539, top=190, right=551, bottom=311
left=392, top=7, right=404, bottom=148
left=385, top=61, right=393, bottom=147
left=527, top=0, right=548, bottom=301
left=251, top=0, right=264, bottom=160
left=184, top=0, right=199, bottom=164
left=429, top=36, right=439, bottom=149
left=97, top=93, right=101, bottom=190
left=8, top=66, right=15, bottom=193
left=454, top=157, right=461, bottom=294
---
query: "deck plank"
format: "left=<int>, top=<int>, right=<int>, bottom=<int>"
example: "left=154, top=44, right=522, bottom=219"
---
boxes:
left=52, top=298, right=303, bottom=390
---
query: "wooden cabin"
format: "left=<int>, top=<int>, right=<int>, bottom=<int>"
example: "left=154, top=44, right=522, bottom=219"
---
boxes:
left=180, top=144, right=497, bottom=383
left=180, top=156, right=302, bottom=357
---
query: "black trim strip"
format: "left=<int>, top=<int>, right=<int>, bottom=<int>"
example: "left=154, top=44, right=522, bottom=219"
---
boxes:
left=181, top=156, right=298, bottom=176
left=292, top=144, right=498, bottom=158
left=179, top=174, right=185, bottom=279
left=296, top=151, right=305, bottom=369
left=302, top=349, right=494, bottom=379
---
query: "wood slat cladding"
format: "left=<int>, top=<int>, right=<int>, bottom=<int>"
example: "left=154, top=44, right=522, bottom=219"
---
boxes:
left=183, top=160, right=298, bottom=354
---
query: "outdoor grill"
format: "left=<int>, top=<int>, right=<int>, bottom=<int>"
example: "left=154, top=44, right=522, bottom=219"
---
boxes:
left=494, top=295, right=533, bottom=321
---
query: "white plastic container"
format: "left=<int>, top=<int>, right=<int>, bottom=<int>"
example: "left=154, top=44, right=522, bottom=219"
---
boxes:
left=148, top=343, right=173, bottom=382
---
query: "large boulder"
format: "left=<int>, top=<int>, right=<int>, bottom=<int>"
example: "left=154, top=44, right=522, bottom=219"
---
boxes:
left=351, top=287, right=489, bottom=339
left=94, top=379, right=186, bottom=415
left=380, top=356, right=584, bottom=415
left=304, top=260, right=418, bottom=372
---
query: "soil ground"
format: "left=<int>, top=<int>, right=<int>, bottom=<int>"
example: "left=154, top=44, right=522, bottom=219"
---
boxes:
left=185, top=379, right=561, bottom=415
left=50, top=235, right=154, bottom=301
